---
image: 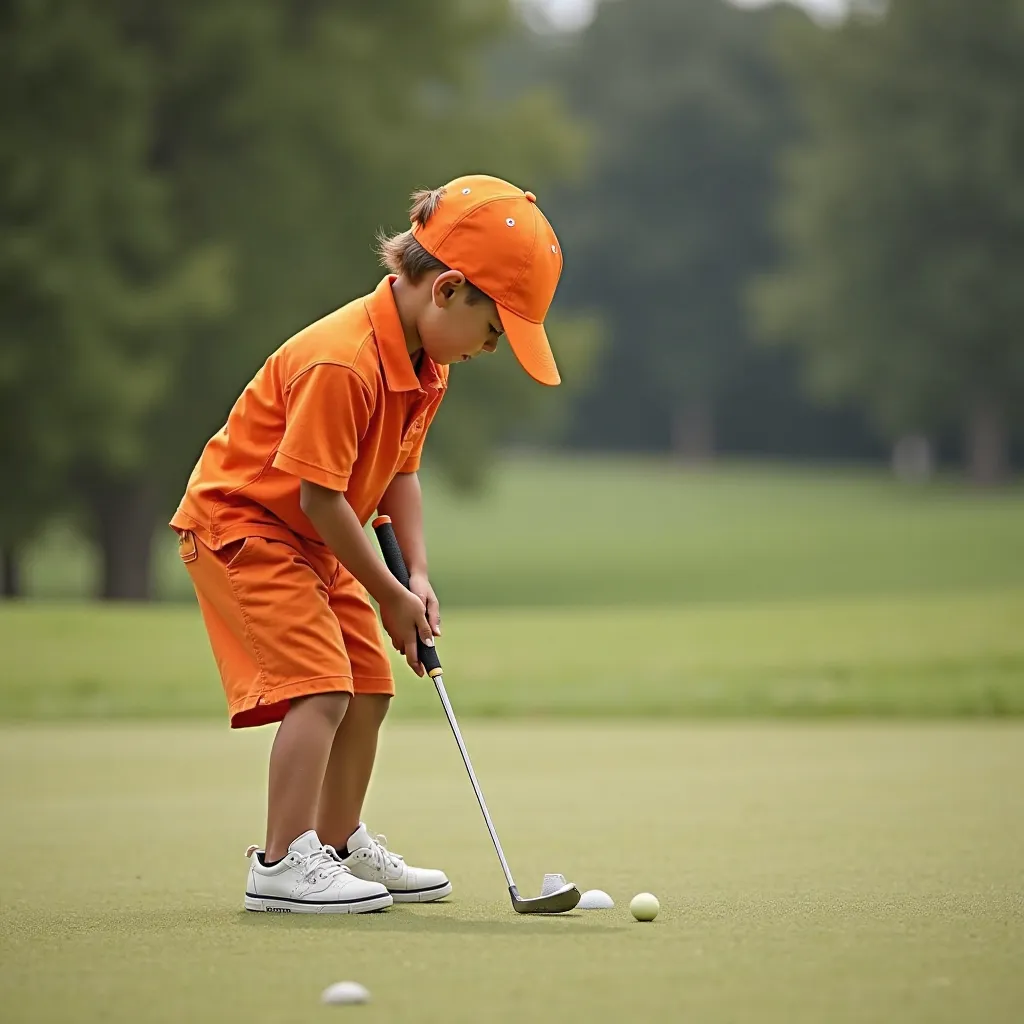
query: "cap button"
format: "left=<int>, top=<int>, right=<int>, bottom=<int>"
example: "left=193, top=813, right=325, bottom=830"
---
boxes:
left=524, top=190, right=537, bottom=203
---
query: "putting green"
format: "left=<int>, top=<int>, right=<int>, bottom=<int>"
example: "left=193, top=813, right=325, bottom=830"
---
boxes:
left=2, top=722, right=1022, bottom=1023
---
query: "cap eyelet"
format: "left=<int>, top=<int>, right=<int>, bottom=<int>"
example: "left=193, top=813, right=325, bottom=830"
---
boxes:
left=506, top=218, right=515, bottom=227
left=461, top=188, right=471, bottom=195
left=551, top=245, right=558, bottom=253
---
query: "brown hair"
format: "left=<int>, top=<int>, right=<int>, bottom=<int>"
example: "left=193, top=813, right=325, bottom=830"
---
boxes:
left=377, top=187, right=488, bottom=303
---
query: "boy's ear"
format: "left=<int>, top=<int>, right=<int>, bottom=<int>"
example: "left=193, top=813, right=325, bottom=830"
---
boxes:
left=432, top=269, right=466, bottom=306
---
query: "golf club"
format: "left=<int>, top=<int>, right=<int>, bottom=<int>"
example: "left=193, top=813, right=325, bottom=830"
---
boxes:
left=372, top=515, right=581, bottom=915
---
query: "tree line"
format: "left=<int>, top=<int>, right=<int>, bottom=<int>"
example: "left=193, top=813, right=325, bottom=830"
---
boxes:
left=0, top=0, right=581, bottom=598
left=544, top=0, right=1024, bottom=479
left=3, top=0, right=1022, bottom=599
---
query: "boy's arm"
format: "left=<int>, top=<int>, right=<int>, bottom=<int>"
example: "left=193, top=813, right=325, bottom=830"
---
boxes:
left=377, top=471, right=441, bottom=637
left=300, top=479, right=433, bottom=675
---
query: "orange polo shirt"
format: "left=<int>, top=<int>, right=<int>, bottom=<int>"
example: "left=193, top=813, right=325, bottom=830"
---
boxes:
left=170, top=275, right=447, bottom=550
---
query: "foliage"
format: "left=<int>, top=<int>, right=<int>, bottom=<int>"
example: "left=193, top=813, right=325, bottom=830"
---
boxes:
left=540, top=0, right=799, bottom=454
left=0, top=0, right=225, bottom=552
left=754, top=0, right=1024, bottom=479
left=0, top=0, right=582, bottom=594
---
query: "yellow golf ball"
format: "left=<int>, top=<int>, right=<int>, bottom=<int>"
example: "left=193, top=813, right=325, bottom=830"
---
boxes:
left=630, top=892, right=659, bottom=922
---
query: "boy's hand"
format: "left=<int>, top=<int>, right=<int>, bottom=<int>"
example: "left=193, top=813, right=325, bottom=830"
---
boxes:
left=409, top=571, right=441, bottom=639
left=379, top=585, right=434, bottom=676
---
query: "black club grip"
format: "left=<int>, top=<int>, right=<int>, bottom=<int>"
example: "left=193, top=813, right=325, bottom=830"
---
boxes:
left=372, top=515, right=442, bottom=677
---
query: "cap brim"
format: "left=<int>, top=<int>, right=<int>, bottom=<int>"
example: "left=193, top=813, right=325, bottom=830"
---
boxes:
left=498, top=306, right=561, bottom=386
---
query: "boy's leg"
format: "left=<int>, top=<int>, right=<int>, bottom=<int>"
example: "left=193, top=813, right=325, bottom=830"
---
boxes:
left=317, top=572, right=396, bottom=846
left=268, top=691, right=350, bottom=861
left=319, top=571, right=451, bottom=902
left=316, top=693, right=390, bottom=848
left=178, top=532, right=392, bottom=912
left=180, top=533, right=356, bottom=859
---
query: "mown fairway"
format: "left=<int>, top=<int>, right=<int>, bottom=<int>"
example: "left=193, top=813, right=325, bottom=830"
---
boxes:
left=18, top=457, right=1024, bottom=605
left=3, top=587, right=1024, bottom=720
left=1, top=722, right=1022, bottom=1024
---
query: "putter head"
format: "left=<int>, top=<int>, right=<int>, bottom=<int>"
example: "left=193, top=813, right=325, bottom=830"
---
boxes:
left=509, top=883, right=581, bottom=915
left=541, top=872, right=568, bottom=896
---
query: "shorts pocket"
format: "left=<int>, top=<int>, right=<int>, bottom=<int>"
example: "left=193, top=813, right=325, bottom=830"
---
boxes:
left=220, top=537, right=255, bottom=570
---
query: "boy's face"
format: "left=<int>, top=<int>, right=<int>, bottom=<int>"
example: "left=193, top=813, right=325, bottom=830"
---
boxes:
left=416, top=272, right=503, bottom=367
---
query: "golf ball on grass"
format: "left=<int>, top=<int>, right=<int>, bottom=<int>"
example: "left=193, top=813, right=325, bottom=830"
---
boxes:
left=577, top=889, right=614, bottom=909
left=321, top=981, right=370, bottom=1005
left=630, top=892, right=659, bottom=922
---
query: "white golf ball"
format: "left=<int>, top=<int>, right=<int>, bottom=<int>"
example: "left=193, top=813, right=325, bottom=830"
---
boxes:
left=630, top=892, right=660, bottom=922
left=577, top=889, right=615, bottom=910
left=321, top=981, right=370, bottom=1005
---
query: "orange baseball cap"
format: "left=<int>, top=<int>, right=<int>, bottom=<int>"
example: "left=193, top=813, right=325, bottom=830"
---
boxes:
left=412, top=174, right=563, bottom=386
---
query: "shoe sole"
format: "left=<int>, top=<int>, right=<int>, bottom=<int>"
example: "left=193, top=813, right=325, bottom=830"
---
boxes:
left=244, top=892, right=393, bottom=914
left=389, top=881, right=453, bottom=904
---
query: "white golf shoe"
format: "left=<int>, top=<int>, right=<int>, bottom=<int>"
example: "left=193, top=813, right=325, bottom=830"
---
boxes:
left=336, top=823, right=452, bottom=903
left=244, top=829, right=392, bottom=914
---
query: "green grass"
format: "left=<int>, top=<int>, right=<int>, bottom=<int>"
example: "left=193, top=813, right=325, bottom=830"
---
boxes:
left=1, top=722, right=1022, bottom=1023
left=19, top=456, right=1024, bottom=606
left=6, top=460, right=1020, bottom=1020
left=9, top=459, right=1023, bottom=720
left=3, top=588, right=1023, bottom=720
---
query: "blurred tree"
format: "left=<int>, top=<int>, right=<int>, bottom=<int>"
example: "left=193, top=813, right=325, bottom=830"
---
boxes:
left=0, top=0, right=225, bottom=598
left=1, top=0, right=580, bottom=597
left=755, top=0, right=1024, bottom=484
left=539, top=0, right=800, bottom=458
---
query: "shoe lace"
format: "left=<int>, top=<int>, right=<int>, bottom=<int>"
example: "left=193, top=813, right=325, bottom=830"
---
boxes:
left=365, top=832, right=405, bottom=874
left=303, top=845, right=352, bottom=883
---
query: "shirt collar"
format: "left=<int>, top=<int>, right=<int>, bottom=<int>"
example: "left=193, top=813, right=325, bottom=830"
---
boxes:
left=365, top=275, right=444, bottom=393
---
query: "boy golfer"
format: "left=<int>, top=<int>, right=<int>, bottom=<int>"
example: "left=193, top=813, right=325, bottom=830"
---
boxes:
left=171, top=175, right=562, bottom=912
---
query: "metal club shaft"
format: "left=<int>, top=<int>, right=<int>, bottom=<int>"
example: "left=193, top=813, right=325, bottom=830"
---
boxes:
left=431, top=673, right=517, bottom=891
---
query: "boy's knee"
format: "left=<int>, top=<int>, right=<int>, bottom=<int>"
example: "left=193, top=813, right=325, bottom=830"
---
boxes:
left=356, top=693, right=392, bottom=723
left=292, top=690, right=350, bottom=728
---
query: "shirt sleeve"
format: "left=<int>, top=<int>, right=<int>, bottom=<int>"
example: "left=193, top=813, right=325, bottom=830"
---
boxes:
left=398, top=449, right=423, bottom=474
left=273, top=364, right=373, bottom=491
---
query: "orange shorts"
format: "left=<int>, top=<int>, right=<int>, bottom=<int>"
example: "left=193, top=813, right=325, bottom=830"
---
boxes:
left=177, top=530, right=394, bottom=728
